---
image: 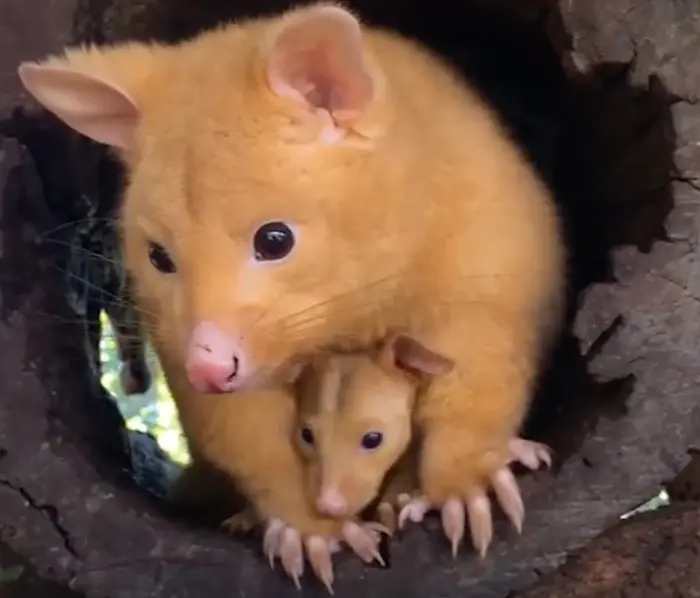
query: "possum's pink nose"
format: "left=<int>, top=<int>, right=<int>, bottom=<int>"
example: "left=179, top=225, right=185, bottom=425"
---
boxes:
left=316, top=487, right=348, bottom=517
left=185, top=321, right=249, bottom=393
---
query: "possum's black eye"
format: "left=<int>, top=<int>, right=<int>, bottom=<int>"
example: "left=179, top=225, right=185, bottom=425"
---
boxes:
left=148, top=242, right=176, bottom=274
left=253, top=221, right=295, bottom=261
left=361, top=432, right=383, bottom=450
left=300, top=426, right=315, bottom=445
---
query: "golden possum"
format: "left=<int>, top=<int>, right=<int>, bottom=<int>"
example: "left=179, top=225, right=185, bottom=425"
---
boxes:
left=18, top=0, right=565, bottom=576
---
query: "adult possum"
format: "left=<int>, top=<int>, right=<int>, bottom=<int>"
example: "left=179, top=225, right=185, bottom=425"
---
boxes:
left=18, top=0, right=565, bottom=577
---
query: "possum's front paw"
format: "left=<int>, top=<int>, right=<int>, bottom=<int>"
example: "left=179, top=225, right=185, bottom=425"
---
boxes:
left=419, top=433, right=553, bottom=558
left=262, top=518, right=388, bottom=593
left=396, top=494, right=432, bottom=530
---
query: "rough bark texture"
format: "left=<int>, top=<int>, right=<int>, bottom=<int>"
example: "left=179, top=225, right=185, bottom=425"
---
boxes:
left=1, top=0, right=700, bottom=597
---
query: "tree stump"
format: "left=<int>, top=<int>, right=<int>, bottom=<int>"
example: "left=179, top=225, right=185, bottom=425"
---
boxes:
left=1, top=0, right=700, bottom=597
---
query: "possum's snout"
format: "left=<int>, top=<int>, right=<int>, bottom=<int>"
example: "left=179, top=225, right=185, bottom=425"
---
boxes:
left=185, top=321, right=250, bottom=393
left=316, top=486, right=349, bottom=517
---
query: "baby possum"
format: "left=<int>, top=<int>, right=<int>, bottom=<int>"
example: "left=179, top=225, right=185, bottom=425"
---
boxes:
left=18, top=0, right=566, bottom=571
left=294, top=333, right=552, bottom=549
left=294, top=332, right=453, bottom=533
left=226, top=333, right=551, bottom=590
left=218, top=332, right=447, bottom=590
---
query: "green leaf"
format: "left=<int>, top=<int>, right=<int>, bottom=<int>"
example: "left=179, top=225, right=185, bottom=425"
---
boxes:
left=0, top=565, right=25, bottom=583
left=99, top=311, right=192, bottom=465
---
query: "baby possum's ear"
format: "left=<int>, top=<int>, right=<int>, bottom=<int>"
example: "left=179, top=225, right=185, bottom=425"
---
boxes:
left=262, top=3, right=379, bottom=132
left=17, top=45, right=154, bottom=149
left=378, top=333, right=455, bottom=380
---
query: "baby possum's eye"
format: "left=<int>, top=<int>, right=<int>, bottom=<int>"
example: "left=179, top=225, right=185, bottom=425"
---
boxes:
left=253, top=221, right=295, bottom=262
left=148, top=241, right=176, bottom=274
left=300, top=426, right=315, bottom=446
left=360, top=432, right=383, bottom=451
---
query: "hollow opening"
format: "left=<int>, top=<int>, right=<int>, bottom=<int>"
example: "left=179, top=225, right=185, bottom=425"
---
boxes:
left=0, top=0, right=685, bottom=595
left=99, top=311, right=189, bottom=466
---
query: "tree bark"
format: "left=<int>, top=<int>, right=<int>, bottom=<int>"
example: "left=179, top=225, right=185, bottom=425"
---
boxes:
left=1, top=0, right=700, bottom=597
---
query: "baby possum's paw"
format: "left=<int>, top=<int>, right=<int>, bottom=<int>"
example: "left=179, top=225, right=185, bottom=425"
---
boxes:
left=420, top=435, right=553, bottom=559
left=396, top=494, right=432, bottom=530
left=221, top=506, right=259, bottom=536
left=222, top=509, right=387, bottom=591
left=263, top=518, right=389, bottom=593
left=376, top=493, right=431, bottom=533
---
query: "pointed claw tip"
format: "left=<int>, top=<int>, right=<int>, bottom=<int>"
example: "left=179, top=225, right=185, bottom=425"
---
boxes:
left=370, top=522, right=392, bottom=537
left=448, top=529, right=463, bottom=559
left=508, top=507, right=525, bottom=534
left=265, top=549, right=276, bottom=570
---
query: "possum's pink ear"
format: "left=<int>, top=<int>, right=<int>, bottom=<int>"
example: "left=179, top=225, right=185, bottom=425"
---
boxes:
left=379, top=333, right=455, bottom=379
left=265, top=5, right=375, bottom=124
left=17, top=62, right=139, bottom=149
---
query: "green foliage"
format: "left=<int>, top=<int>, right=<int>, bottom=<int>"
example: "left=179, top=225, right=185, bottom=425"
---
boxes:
left=99, top=311, right=191, bottom=465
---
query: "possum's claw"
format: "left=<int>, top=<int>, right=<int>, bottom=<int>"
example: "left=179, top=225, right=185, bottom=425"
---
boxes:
left=397, top=495, right=431, bottom=530
left=261, top=519, right=385, bottom=592
left=508, top=437, right=552, bottom=470
left=279, top=526, right=304, bottom=589
left=306, top=536, right=335, bottom=594
left=263, top=519, right=286, bottom=569
left=375, top=487, right=432, bottom=534
left=221, top=506, right=259, bottom=536
left=424, top=437, right=549, bottom=558
left=441, top=463, right=526, bottom=558
left=490, top=466, right=525, bottom=534
left=443, top=489, right=494, bottom=558
left=378, top=492, right=427, bottom=533
left=442, top=496, right=467, bottom=557
left=498, top=436, right=550, bottom=535
left=342, top=521, right=389, bottom=566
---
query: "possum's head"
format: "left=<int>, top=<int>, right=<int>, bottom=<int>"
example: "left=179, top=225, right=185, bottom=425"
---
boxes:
left=293, top=333, right=454, bottom=518
left=18, top=3, right=404, bottom=393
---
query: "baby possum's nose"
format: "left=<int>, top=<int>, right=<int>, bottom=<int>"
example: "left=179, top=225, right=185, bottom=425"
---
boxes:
left=185, top=321, right=249, bottom=393
left=316, top=486, right=349, bottom=517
